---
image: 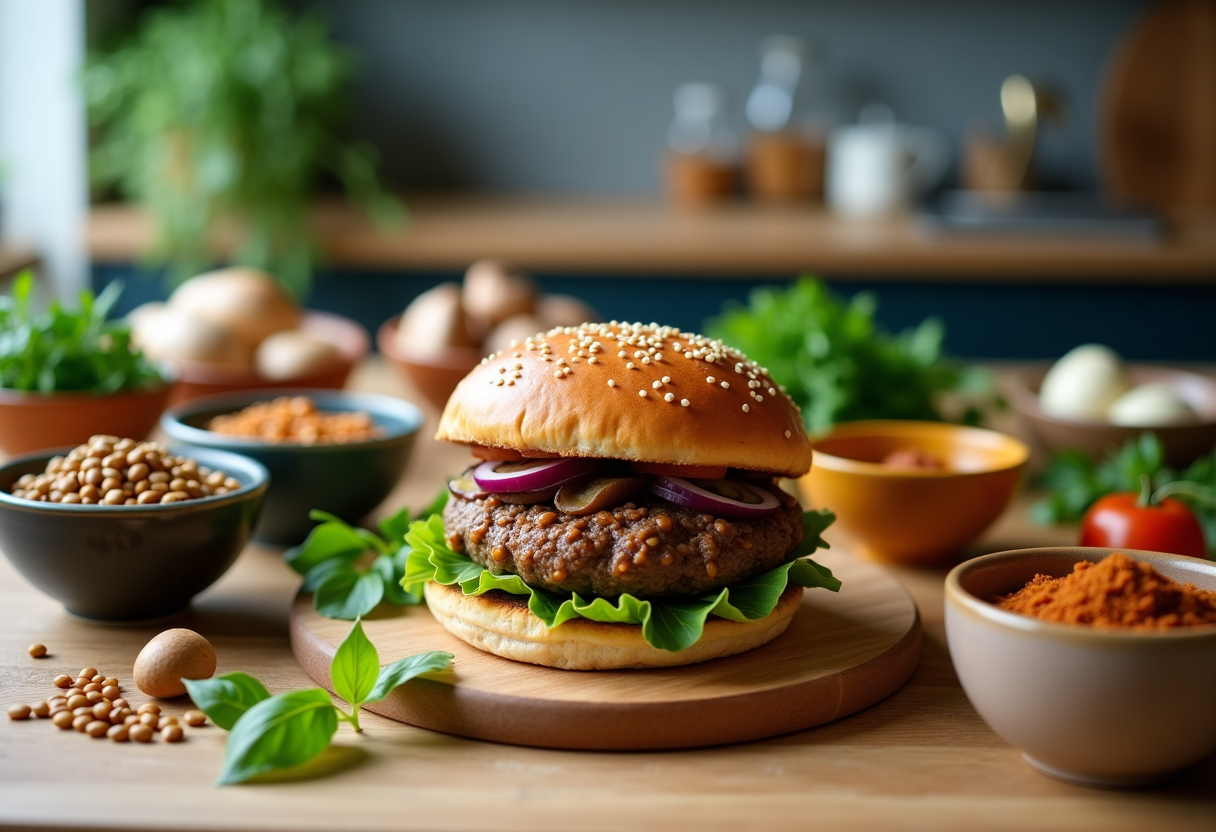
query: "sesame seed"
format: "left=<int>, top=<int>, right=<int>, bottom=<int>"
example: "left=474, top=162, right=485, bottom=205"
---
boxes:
left=680, top=398, right=690, bottom=407
left=618, top=350, right=627, bottom=358
left=554, top=371, right=562, bottom=378
left=641, top=356, right=651, bottom=364
left=652, top=380, right=662, bottom=389
left=664, top=392, right=675, bottom=402
left=608, top=379, right=616, bottom=387
left=639, top=390, right=647, bottom=398
left=497, top=366, right=506, bottom=374
left=742, top=404, right=750, bottom=412
left=756, top=395, right=763, bottom=402
left=784, top=430, right=791, bottom=438
left=589, top=356, right=597, bottom=364
left=507, top=379, right=515, bottom=386
left=769, top=387, right=776, bottom=396
left=662, top=376, right=671, bottom=383
left=626, top=362, right=635, bottom=369
left=706, top=376, right=716, bottom=384
left=720, top=381, right=730, bottom=389
left=513, top=351, right=522, bottom=358
left=496, top=378, right=505, bottom=386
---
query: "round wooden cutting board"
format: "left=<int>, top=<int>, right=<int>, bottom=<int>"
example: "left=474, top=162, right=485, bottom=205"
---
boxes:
left=289, top=554, right=921, bottom=750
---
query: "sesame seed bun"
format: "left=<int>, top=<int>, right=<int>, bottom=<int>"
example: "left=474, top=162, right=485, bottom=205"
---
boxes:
left=423, top=581, right=803, bottom=670
left=435, top=322, right=813, bottom=477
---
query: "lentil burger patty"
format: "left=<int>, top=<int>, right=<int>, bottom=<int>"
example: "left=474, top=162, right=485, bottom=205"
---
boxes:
left=442, top=490, right=804, bottom=597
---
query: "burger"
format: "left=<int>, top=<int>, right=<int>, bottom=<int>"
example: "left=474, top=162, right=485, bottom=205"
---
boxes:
left=403, top=321, right=838, bottom=669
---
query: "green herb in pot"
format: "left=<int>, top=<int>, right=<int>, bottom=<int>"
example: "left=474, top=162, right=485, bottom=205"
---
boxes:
left=705, top=278, right=994, bottom=432
left=83, top=0, right=402, bottom=297
left=0, top=272, right=164, bottom=394
left=185, top=619, right=452, bottom=784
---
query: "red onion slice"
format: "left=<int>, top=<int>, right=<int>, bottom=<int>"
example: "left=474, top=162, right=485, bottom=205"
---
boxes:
left=473, top=458, right=602, bottom=493
left=648, top=476, right=780, bottom=519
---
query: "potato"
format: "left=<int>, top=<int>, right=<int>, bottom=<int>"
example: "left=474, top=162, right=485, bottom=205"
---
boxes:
left=484, top=314, right=549, bottom=354
left=255, top=331, right=346, bottom=380
left=537, top=294, right=599, bottom=328
left=396, top=282, right=478, bottom=354
left=169, top=267, right=301, bottom=350
left=462, top=259, right=537, bottom=336
left=129, top=304, right=250, bottom=367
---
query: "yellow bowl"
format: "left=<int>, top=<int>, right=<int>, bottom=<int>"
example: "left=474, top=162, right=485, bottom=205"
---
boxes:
left=799, top=420, right=1029, bottom=566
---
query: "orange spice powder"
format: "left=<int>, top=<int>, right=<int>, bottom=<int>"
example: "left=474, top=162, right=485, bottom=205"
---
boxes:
left=993, top=552, right=1216, bottom=631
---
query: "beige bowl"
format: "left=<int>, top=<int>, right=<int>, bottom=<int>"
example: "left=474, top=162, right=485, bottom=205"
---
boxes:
left=945, top=547, right=1216, bottom=787
left=1008, top=365, right=1216, bottom=468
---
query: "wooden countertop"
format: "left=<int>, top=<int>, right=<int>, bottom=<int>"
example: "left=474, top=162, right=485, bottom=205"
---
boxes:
left=1, top=359, right=1214, bottom=831
left=87, top=198, right=1216, bottom=281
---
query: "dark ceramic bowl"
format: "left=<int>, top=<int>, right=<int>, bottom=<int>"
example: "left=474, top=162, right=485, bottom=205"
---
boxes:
left=161, top=389, right=424, bottom=545
left=0, top=445, right=268, bottom=623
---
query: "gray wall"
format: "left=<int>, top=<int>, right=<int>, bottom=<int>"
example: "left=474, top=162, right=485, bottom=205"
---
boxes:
left=308, top=0, right=1152, bottom=194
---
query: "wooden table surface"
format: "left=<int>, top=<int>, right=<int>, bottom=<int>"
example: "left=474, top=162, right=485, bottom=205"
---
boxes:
left=87, top=198, right=1216, bottom=281
left=1, top=359, right=1214, bottom=832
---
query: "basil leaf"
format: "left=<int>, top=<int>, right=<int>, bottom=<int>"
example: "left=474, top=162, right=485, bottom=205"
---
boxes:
left=285, top=523, right=366, bottom=576
left=331, top=619, right=379, bottom=709
left=301, top=557, right=353, bottom=593
left=375, top=551, right=421, bottom=606
left=183, top=672, right=271, bottom=731
left=217, top=689, right=338, bottom=785
left=314, top=566, right=385, bottom=620
left=376, top=508, right=412, bottom=545
left=365, top=650, right=453, bottom=704
left=405, top=511, right=839, bottom=652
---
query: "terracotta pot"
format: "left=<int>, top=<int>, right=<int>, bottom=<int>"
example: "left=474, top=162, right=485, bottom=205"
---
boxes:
left=377, top=316, right=483, bottom=412
left=0, top=381, right=176, bottom=457
left=167, top=310, right=369, bottom=406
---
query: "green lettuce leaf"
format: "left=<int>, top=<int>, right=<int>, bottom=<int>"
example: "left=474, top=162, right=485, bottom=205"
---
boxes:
left=403, top=510, right=838, bottom=653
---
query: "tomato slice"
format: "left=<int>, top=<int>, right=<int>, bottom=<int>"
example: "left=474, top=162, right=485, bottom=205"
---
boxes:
left=631, top=461, right=729, bottom=479
left=468, top=445, right=523, bottom=461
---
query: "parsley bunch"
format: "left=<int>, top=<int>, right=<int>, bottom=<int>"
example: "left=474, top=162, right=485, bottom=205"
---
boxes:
left=706, top=277, right=994, bottom=432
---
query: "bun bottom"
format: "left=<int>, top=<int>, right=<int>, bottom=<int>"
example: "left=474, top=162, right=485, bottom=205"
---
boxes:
left=423, top=582, right=803, bottom=670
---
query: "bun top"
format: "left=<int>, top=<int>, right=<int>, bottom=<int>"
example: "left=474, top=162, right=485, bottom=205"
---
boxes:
left=436, top=322, right=812, bottom=477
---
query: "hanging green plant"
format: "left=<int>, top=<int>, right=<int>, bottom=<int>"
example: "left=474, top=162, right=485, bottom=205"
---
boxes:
left=83, top=0, right=401, bottom=298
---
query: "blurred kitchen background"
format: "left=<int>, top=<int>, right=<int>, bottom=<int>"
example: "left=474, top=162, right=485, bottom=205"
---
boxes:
left=2, top=0, right=1214, bottom=363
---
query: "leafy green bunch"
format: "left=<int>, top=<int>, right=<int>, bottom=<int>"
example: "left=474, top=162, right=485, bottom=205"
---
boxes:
left=0, top=271, right=164, bottom=394
left=83, top=0, right=400, bottom=296
left=706, top=278, right=992, bottom=432
left=402, top=510, right=840, bottom=653
left=185, top=619, right=452, bottom=784
left=285, top=494, right=446, bottom=620
left=1031, top=433, right=1216, bottom=556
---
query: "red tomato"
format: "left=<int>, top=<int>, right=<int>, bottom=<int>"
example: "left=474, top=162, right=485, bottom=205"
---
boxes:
left=1080, top=492, right=1207, bottom=559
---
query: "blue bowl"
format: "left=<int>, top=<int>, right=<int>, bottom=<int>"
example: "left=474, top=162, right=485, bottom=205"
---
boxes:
left=161, top=389, right=423, bottom=545
left=0, top=445, right=268, bottom=623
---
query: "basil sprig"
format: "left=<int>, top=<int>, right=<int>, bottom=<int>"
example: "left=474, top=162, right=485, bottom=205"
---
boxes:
left=184, top=620, right=452, bottom=784
left=285, top=491, right=448, bottom=620
left=403, top=509, right=839, bottom=653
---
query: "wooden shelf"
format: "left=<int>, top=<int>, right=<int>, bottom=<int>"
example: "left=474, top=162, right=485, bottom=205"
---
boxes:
left=87, top=198, right=1216, bottom=282
left=0, top=244, right=38, bottom=281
